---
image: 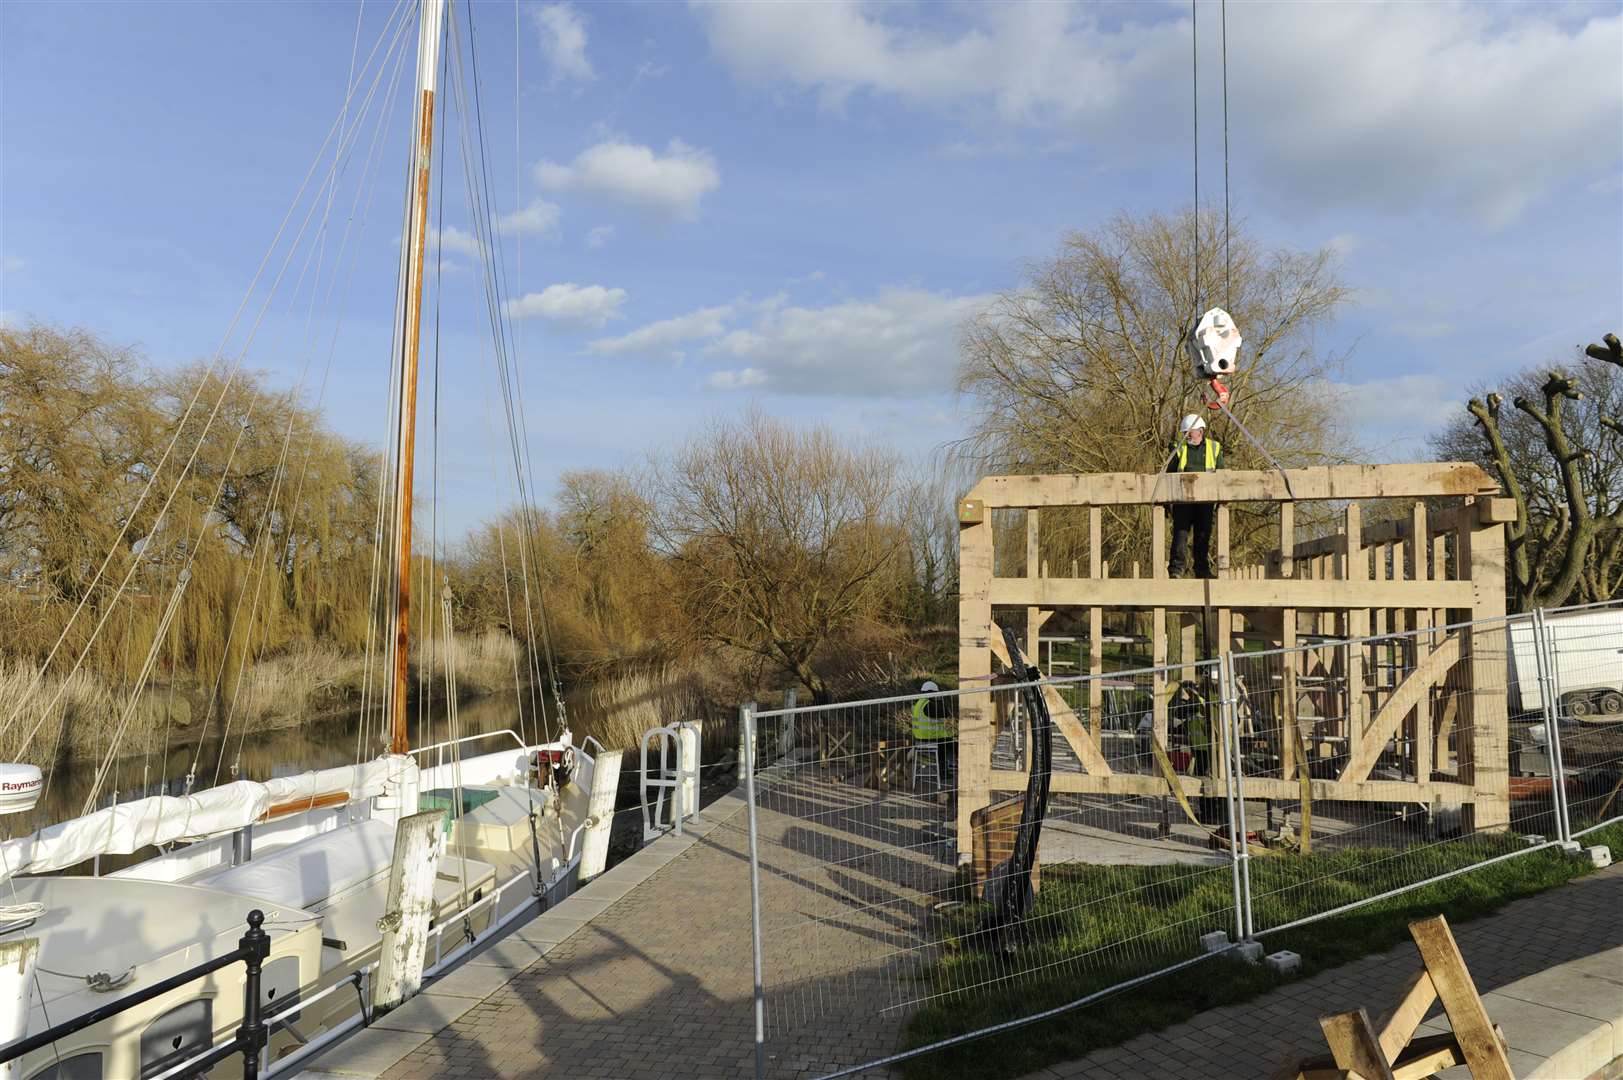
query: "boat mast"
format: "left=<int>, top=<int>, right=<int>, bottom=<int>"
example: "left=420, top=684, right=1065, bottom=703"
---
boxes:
left=389, top=0, right=448, bottom=756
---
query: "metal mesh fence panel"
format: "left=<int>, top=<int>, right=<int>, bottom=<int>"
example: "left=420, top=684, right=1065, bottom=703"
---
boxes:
left=737, top=603, right=1618, bottom=1076
left=742, top=662, right=1246, bottom=1074
left=1544, top=601, right=1623, bottom=837
left=1226, top=613, right=1562, bottom=936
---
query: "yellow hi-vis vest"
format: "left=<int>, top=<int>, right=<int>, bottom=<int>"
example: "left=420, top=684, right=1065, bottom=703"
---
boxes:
left=912, top=696, right=952, bottom=740
left=1177, top=437, right=1221, bottom=472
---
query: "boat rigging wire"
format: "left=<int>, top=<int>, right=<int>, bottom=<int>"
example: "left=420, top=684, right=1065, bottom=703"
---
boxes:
left=10, top=0, right=414, bottom=761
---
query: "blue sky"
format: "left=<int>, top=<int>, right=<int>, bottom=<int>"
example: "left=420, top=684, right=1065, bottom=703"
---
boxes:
left=3, top=0, right=1621, bottom=536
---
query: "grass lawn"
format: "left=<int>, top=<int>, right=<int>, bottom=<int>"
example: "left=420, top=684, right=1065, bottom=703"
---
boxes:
left=901, top=821, right=1623, bottom=1080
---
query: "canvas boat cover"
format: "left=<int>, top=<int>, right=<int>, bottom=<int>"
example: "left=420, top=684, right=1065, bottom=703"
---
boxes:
left=0, top=756, right=415, bottom=879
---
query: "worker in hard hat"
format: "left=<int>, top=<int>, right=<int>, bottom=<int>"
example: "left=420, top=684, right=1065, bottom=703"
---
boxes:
left=1166, top=414, right=1224, bottom=578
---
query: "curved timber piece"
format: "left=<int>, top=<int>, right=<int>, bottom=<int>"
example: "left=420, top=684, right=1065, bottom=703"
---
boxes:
left=990, top=634, right=1113, bottom=776
left=1338, top=633, right=1462, bottom=785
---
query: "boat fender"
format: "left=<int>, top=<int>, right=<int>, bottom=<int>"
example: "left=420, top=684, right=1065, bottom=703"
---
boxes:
left=0, top=763, right=42, bottom=816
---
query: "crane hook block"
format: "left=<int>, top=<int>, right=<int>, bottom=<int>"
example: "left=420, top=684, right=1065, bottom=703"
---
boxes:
left=1188, top=307, right=1242, bottom=378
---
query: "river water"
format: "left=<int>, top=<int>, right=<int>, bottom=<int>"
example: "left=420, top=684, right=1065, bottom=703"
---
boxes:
left=6, top=690, right=612, bottom=844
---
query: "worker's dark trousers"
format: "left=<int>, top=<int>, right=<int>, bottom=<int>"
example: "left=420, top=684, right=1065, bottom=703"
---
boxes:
left=1168, top=503, right=1216, bottom=578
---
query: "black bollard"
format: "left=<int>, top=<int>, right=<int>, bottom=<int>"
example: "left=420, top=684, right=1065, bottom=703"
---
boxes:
left=237, top=909, right=271, bottom=1078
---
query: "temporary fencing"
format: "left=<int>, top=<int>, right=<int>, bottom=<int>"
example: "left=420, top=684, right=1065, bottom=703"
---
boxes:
left=736, top=600, right=1621, bottom=1079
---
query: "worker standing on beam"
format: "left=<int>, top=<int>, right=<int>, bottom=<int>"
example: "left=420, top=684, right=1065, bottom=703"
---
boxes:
left=1166, top=414, right=1224, bottom=579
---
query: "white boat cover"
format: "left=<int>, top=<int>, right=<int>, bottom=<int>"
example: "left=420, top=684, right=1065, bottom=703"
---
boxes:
left=193, top=818, right=397, bottom=910
left=0, top=756, right=414, bottom=879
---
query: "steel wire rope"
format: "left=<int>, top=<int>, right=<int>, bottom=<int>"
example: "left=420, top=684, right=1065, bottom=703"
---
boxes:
left=446, top=9, right=566, bottom=882
left=187, top=7, right=419, bottom=787
left=450, top=40, right=553, bottom=747
left=1190, top=0, right=1200, bottom=318
left=214, top=8, right=418, bottom=786
left=442, top=26, right=556, bottom=754
left=8, top=0, right=413, bottom=753
left=26, top=0, right=419, bottom=809
left=456, top=1, right=565, bottom=741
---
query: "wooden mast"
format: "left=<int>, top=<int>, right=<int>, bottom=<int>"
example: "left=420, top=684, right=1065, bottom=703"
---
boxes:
left=389, top=0, right=448, bottom=756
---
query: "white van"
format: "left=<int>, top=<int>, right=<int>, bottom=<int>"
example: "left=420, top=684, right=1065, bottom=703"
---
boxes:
left=1509, top=607, right=1623, bottom=721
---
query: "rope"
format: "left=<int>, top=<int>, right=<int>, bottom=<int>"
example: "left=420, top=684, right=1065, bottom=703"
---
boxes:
left=1221, top=0, right=1231, bottom=310
left=1190, top=0, right=1200, bottom=318
left=449, top=2, right=564, bottom=746
left=10, top=0, right=415, bottom=760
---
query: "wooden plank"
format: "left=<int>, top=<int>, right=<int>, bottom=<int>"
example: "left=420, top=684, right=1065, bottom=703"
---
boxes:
left=1026, top=508, right=1042, bottom=679
left=1407, top=916, right=1515, bottom=1080
left=958, top=510, right=995, bottom=850
left=374, top=809, right=449, bottom=1011
left=968, top=463, right=1499, bottom=508
left=1340, top=634, right=1461, bottom=784
left=1216, top=504, right=1231, bottom=577
left=1289, top=498, right=1515, bottom=560
left=1346, top=504, right=1368, bottom=748
left=1280, top=501, right=1296, bottom=578
left=986, top=577, right=1476, bottom=610
left=1088, top=506, right=1104, bottom=724
left=1319, top=1008, right=1396, bottom=1080
left=1377, top=969, right=1438, bottom=1063
left=1466, top=514, right=1510, bottom=832
left=986, top=768, right=1479, bottom=803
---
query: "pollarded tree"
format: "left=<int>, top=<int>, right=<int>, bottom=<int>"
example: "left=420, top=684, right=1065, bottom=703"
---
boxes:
left=1432, top=334, right=1623, bottom=610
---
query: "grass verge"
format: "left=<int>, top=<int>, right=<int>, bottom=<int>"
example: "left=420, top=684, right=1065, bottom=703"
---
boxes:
left=902, top=821, right=1623, bottom=1080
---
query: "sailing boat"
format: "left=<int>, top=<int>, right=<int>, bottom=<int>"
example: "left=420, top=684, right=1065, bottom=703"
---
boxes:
left=0, top=3, right=613, bottom=1076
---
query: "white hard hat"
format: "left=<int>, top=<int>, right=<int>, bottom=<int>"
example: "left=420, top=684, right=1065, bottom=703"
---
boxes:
left=920, top=681, right=939, bottom=693
left=1180, top=414, right=1207, bottom=435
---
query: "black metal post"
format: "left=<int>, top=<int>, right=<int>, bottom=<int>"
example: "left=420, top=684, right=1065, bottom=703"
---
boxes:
left=236, top=909, right=271, bottom=1079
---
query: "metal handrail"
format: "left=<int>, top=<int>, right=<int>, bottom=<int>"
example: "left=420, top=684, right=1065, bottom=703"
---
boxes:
left=0, top=910, right=271, bottom=1077
left=408, top=728, right=529, bottom=760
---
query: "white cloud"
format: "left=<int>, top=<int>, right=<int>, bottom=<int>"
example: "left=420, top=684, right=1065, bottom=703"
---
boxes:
left=585, top=225, right=615, bottom=249
left=589, top=304, right=735, bottom=358
left=1322, top=374, right=1457, bottom=442
left=505, top=282, right=627, bottom=329
left=531, top=3, right=593, bottom=83
left=703, top=287, right=992, bottom=396
left=690, top=1, right=1623, bottom=225
left=500, top=199, right=561, bottom=236
left=535, top=139, right=720, bottom=221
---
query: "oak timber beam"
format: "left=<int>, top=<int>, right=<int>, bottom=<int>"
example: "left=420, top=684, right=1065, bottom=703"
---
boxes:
left=1289, top=498, right=1516, bottom=561
left=967, top=463, right=1499, bottom=509
left=985, top=769, right=1479, bottom=804
left=987, top=577, right=1476, bottom=610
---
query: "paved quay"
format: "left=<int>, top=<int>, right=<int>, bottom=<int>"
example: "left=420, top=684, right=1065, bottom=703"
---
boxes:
left=301, top=778, right=945, bottom=1080
left=298, top=781, right=1620, bottom=1080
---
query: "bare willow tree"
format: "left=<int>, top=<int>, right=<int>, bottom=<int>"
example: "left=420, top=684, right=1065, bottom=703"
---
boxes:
left=650, top=411, right=913, bottom=702
left=956, top=208, right=1353, bottom=568
left=1433, top=334, right=1623, bottom=609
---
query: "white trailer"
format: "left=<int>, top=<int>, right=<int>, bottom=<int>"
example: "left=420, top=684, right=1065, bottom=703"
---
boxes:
left=1510, top=607, right=1623, bottom=721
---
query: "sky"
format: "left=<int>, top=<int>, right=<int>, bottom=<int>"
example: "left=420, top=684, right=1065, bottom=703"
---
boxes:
left=3, top=0, right=1621, bottom=537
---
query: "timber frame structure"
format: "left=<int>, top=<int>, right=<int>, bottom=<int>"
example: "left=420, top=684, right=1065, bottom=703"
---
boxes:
left=956, top=463, right=1513, bottom=852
